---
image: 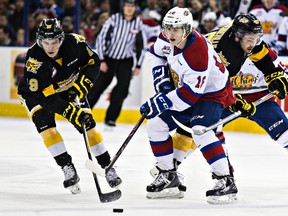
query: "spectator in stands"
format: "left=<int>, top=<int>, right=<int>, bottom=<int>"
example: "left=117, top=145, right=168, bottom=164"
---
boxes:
left=141, top=0, right=158, bottom=19
left=202, top=11, right=218, bottom=33
left=16, top=27, right=25, bottom=46
left=156, top=0, right=171, bottom=24
left=81, top=0, right=101, bottom=27
left=235, top=0, right=262, bottom=16
left=90, top=11, right=109, bottom=47
left=0, top=25, right=16, bottom=46
left=99, top=0, right=111, bottom=14
left=58, top=0, right=75, bottom=22
left=9, top=0, right=24, bottom=33
left=249, top=0, right=288, bottom=51
left=174, top=0, right=186, bottom=8
left=33, top=0, right=63, bottom=18
left=62, top=16, right=74, bottom=33
left=27, top=14, right=37, bottom=45
left=275, top=16, right=288, bottom=55
left=0, top=12, right=16, bottom=43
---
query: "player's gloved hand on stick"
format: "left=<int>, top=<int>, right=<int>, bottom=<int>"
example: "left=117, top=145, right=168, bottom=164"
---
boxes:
left=152, top=65, right=174, bottom=94
left=140, top=93, right=172, bottom=119
left=68, top=74, right=93, bottom=101
left=62, top=102, right=95, bottom=133
left=229, top=94, right=256, bottom=117
left=264, top=67, right=288, bottom=99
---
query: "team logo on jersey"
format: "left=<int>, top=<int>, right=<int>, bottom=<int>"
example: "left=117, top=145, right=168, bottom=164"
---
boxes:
left=169, top=67, right=179, bottom=88
left=218, top=51, right=230, bottom=67
left=72, top=33, right=86, bottom=43
left=26, top=57, right=42, bottom=74
left=162, top=45, right=171, bottom=54
left=230, top=73, right=257, bottom=88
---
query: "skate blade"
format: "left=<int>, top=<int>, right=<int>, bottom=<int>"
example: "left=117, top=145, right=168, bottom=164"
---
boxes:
left=207, top=193, right=237, bottom=204
left=67, top=183, right=81, bottom=195
left=146, top=187, right=184, bottom=199
left=104, top=125, right=114, bottom=131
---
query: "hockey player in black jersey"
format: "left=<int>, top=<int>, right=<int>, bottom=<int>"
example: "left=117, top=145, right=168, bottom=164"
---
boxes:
left=18, top=18, right=122, bottom=194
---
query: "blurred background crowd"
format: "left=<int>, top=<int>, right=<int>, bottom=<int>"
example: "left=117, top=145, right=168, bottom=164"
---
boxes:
left=1, top=0, right=288, bottom=54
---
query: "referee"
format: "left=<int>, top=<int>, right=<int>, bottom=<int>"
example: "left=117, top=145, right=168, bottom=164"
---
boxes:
left=87, top=0, right=146, bottom=129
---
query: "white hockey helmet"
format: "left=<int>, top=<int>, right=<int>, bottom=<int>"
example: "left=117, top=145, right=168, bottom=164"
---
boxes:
left=162, top=7, right=193, bottom=34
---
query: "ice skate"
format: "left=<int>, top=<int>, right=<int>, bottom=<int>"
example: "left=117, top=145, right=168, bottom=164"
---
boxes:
left=104, top=120, right=116, bottom=131
left=206, top=172, right=238, bottom=204
left=62, top=163, right=81, bottom=194
left=149, top=166, right=187, bottom=192
left=146, top=168, right=182, bottom=199
left=105, top=167, right=122, bottom=188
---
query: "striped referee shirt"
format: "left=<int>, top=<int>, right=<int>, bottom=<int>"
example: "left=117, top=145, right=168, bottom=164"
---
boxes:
left=95, top=13, right=147, bottom=68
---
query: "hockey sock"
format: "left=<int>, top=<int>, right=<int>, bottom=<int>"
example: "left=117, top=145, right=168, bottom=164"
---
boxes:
left=54, top=152, right=72, bottom=167
left=96, top=151, right=111, bottom=168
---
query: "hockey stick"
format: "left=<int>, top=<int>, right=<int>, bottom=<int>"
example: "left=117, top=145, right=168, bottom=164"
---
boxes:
left=85, top=110, right=148, bottom=176
left=233, top=85, right=267, bottom=91
left=172, top=92, right=275, bottom=135
left=77, top=97, right=121, bottom=203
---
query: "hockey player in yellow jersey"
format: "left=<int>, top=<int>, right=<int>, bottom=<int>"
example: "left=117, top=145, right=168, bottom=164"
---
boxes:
left=18, top=18, right=122, bottom=194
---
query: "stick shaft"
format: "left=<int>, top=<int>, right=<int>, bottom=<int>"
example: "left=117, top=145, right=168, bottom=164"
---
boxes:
left=106, top=111, right=148, bottom=172
left=197, top=92, right=274, bottom=134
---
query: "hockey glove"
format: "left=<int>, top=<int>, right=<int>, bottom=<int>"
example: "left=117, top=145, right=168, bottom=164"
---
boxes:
left=152, top=65, right=174, bottom=94
left=229, top=94, right=256, bottom=117
left=62, top=102, right=95, bottom=133
left=265, top=68, right=288, bottom=99
left=68, top=74, right=94, bottom=101
left=140, top=93, right=172, bottom=119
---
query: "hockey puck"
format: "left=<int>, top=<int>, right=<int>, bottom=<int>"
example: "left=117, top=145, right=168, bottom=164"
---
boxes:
left=113, top=208, right=124, bottom=213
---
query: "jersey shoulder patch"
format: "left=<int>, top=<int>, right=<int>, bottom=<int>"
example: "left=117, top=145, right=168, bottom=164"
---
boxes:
left=26, top=57, right=43, bottom=74
left=70, top=33, right=86, bottom=43
left=183, top=32, right=208, bottom=71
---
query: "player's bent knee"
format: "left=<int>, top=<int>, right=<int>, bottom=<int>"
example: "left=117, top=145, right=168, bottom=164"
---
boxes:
left=32, top=108, right=56, bottom=133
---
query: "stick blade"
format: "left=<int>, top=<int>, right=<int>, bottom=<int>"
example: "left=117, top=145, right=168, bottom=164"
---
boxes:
left=171, top=116, right=193, bottom=134
left=100, top=189, right=122, bottom=203
left=85, top=159, right=105, bottom=177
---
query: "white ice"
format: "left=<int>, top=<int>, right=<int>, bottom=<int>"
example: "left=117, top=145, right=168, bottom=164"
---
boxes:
left=0, top=117, right=288, bottom=216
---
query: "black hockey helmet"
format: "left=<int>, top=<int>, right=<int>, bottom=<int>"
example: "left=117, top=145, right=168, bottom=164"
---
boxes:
left=36, top=18, right=64, bottom=47
left=232, top=13, right=263, bottom=39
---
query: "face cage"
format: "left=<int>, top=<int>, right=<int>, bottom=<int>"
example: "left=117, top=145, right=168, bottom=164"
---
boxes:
left=162, top=24, right=191, bottom=38
left=36, top=34, right=64, bottom=48
left=234, top=29, right=263, bottom=45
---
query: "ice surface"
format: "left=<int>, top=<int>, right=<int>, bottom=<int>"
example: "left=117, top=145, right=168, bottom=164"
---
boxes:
left=0, top=117, right=288, bottom=216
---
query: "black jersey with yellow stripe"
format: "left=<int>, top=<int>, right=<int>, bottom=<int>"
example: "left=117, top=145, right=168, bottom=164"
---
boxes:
left=205, top=24, right=276, bottom=77
left=18, top=33, right=100, bottom=115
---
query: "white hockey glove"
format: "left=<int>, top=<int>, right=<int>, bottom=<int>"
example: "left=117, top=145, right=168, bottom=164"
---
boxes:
left=152, top=65, right=174, bottom=94
left=140, top=93, right=172, bottom=119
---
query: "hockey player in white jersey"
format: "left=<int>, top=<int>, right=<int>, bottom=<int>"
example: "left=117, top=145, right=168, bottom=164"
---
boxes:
left=139, top=7, right=255, bottom=204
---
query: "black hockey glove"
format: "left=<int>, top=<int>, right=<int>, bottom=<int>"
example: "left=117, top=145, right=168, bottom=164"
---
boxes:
left=62, top=102, right=95, bottom=133
left=68, top=74, right=93, bottom=101
left=152, top=65, right=174, bottom=94
left=229, top=94, right=256, bottom=117
left=264, top=68, right=288, bottom=99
